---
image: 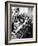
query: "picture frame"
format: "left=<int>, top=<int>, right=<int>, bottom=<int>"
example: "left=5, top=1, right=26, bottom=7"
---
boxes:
left=5, top=1, right=37, bottom=45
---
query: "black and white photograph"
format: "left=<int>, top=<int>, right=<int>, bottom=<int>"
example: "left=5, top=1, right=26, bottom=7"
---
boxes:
left=5, top=1, right=37, bottom=44
left=11, top=7, right=33, bottom=39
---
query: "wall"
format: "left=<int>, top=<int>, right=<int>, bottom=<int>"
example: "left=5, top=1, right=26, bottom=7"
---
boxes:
left=0, top=0, right=38, bottom=46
